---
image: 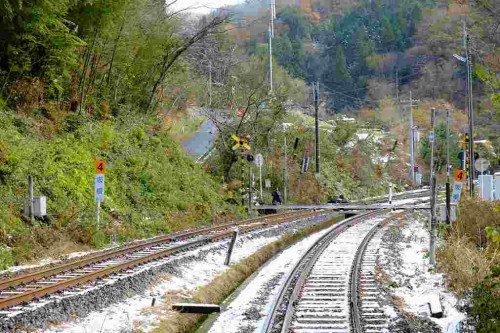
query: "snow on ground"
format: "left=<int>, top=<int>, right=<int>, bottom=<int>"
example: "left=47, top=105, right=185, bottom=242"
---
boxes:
left=207, top=224, right=337, bottom=333
left=0, top=247, right=118, bottom=276
left=379, top=213, right=466, bottom=332
left=350, top=188, right=429, bottom=203
left=40, top=233, right=281, bottom=333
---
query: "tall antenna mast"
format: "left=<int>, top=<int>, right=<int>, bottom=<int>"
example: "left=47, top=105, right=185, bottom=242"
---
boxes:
left=269, top=0, right=276, bottom=92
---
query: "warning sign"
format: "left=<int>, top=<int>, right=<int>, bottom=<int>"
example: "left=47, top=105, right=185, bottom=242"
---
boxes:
left=94, top=160, right=106, bottom=174
left=454, top=168, right=464, bottom=183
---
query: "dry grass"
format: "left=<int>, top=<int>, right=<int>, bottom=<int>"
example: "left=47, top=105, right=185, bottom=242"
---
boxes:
left=153, top=216, right=343, bottom=333
left=452, top=198, right=500, bottom=248
left=375, top=264, right=393, bottom=284
left=437, top=232, right=497, bottom=292
left=437, top=198, right=500, bottom=292
left=392, top=295, right=408, bottom=314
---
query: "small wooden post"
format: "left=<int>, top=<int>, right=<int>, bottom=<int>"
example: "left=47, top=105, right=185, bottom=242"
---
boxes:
left=388, top=184, right=393, bottom=205
left=224, top=229, right=239, bottom=265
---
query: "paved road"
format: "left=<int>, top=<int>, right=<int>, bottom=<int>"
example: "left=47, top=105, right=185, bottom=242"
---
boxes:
left=182, top=119, right=218, bottom=159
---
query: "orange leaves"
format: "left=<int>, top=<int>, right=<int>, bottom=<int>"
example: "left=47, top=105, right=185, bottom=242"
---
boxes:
left=8, top=78, right=46, bottom=114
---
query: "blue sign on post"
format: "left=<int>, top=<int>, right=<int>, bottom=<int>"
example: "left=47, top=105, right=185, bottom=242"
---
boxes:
left=94, top=174, right=105, bottom=202
left=451, top=182, right=463, bottom=203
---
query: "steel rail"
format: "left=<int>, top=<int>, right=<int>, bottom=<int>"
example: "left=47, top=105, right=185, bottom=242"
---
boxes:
left=0, top=210, right=327, bottom=310
left=0, top=211, right=303, bottom=291
left=262, top=209, right=388, bottom=333
left=354, top=190, right=430, bottom=205
left=0, top=192, right=429, bottom=311
left=349, top=214, right=390, bottom=332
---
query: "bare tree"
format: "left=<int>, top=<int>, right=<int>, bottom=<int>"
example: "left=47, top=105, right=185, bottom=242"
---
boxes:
left=146, top=14, right=228, bottom=112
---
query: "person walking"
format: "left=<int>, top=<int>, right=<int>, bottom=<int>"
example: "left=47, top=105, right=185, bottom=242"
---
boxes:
left=272, top=189, right=282, bottom=205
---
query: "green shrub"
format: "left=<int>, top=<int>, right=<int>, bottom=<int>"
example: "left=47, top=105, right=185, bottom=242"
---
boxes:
left=0, top=109, right=234, bottom=265
left=471, top=266, right=500, bottom=333
left=0, top=246, right=14, bottom=270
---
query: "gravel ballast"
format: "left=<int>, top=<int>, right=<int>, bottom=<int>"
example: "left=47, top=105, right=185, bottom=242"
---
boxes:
left=0, top=212, right=338, bottom=332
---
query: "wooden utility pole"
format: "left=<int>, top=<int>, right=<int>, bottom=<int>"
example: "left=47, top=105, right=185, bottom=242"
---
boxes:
left=429, top=108, right=437, bottom=265
left=465, top=30, right=475, bottom=196
left=446, top=109, right=451, bottom=224
left=283, top=135, right=288, bottom=204
left=314, top=82, right=320, bottom=174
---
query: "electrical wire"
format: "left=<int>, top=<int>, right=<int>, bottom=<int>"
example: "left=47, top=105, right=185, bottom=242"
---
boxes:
left=320, top=83, right=402, bottom=104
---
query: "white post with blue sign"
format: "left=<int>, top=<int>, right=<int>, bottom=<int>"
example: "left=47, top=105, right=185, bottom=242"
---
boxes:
left=95, top=174, right=105, bottom=226
left=94, top=160, right=106, bottom=226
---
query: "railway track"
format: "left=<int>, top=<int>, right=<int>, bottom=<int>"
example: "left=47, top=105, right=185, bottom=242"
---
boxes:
left=353, top=188, right=429, bottom=205
left=0, top=209, right=328, bottom=312
left=263, top=209, right=411, bottom=333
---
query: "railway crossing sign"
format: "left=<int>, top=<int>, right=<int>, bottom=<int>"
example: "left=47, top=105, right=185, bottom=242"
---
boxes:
left=454, top=168, right=465, bottom=183
left=231, top=134, right=251, bottom=152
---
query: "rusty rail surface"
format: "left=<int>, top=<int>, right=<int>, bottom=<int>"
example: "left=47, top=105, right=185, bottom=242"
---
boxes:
left=0, top=209, right=326, bottom=310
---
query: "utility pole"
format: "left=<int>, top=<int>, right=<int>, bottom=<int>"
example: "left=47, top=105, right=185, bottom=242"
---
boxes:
left=395, top=70, right=399, bottom=100
left=400, top=91, right=420, bottom=186
left=446, top=109, right=451, bottom=224
left=208, top=61, right=212, bottom=107
left=248, top=167, right=253, bottom=216
left=465, top=30, right=475, bottom=196
left=314, top=82, right=320, bottom=174
left=268, top=25, right=273, bottom=93
left=283, top=134, right=288, bottom=204
left=429, top=108, right=437, bottom=266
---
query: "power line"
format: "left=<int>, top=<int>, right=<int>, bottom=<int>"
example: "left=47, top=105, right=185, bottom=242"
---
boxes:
left=320, top=85, right=400, bottom=104
left=338, top=71, right=424, bottom=93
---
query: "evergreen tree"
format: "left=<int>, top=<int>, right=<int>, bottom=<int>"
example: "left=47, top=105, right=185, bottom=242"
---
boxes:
left=335, top=47, right=350, bottom=79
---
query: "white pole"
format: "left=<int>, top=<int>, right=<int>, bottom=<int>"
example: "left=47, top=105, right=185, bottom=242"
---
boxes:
left=96, top=201, right=100, bottom=226
left=269, top=24, right=273, bottom=92
left=259, top=163, right=263, bottom=200
left=271, top=0, right=275, bottom=37
left=28, top=175, right=34, bottom=223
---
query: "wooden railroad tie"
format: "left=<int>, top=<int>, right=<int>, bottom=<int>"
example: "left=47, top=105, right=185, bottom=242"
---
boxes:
left=172, top=303, right=221, bottom=314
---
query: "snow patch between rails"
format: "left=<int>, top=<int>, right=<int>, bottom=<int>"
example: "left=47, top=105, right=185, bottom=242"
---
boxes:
left=208, top=224, right=336, bottom=333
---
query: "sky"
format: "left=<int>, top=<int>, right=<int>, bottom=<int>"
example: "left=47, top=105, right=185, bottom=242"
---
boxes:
left=172, top=0, right=242, bottom=15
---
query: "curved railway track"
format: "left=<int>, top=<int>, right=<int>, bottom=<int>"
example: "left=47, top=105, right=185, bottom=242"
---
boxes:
left=0, top=210, right=327, bottom=312
left=263, top=209, right=413, bottom=333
